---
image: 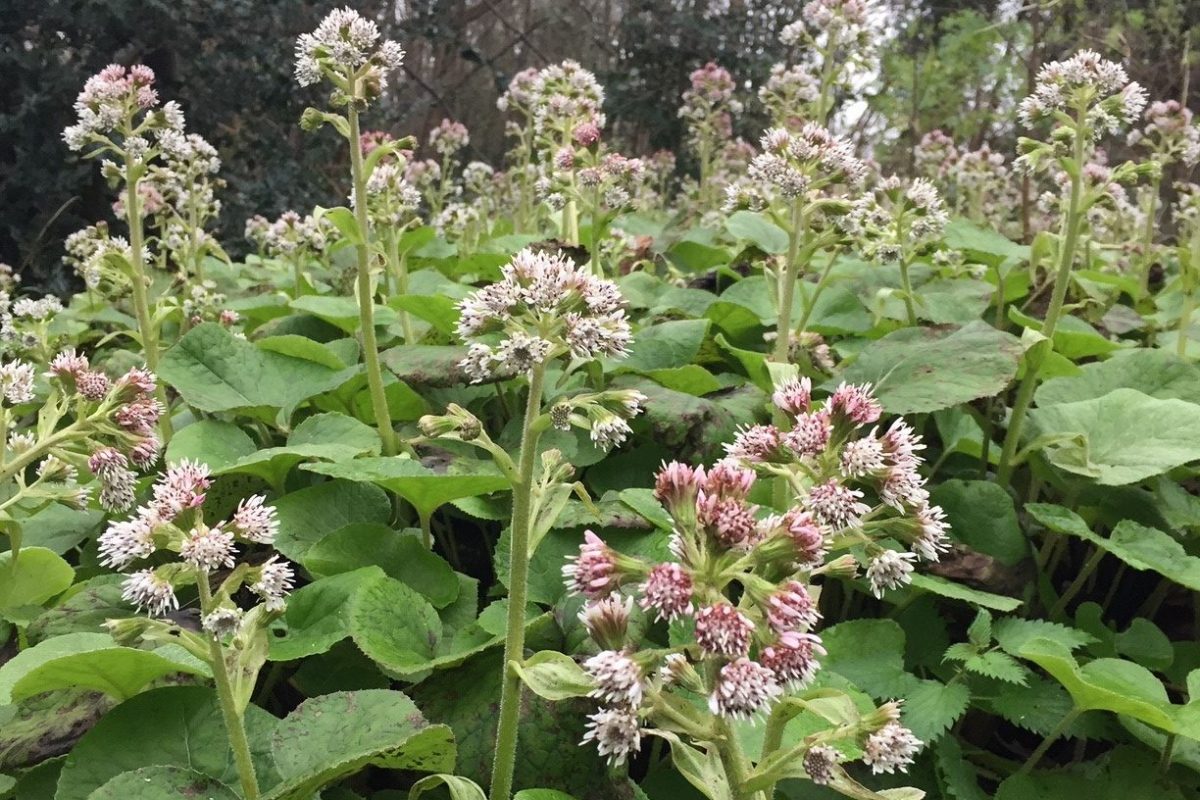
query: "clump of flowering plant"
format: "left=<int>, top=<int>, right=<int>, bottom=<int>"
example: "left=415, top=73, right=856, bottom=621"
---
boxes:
left=840, top=176, right=949, bottom=324
left=999, top=50, right=1153, bottom=486
left=295, top=6, right=409, bottom=457
left=245, top=210, right=332, bottom=298
left=521, top=379, right=937, bottom=799
left=729, top=124, right=868, bottom=363
left=776, top=0, right=875, bottom=125
left=62, top=64, right=194, bottom=436
left=679, top=62, right=744, bottom=210
left=102, top=460, right=292, bottom=800
left=418, top=247, right=643, bottom=800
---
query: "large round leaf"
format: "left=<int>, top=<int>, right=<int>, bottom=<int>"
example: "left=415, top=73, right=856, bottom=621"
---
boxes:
left=86, top=766, right=240, bottom=800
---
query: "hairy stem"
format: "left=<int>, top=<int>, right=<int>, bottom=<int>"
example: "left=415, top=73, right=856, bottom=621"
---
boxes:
left=997, top=113, right=1086, bottom=487
left=771, top=200, right=807, bottom=364
left=488, top=363, right=547, bottom=800
left=347, top=103, right=398, bottom=457
left=197, top=577, right=260, bottom=800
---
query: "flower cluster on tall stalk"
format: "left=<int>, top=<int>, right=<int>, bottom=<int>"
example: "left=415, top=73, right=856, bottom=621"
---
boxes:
left=914, top=130, right=1016, bottom=231
left=1128, top=99, right=1200, bottom=295
left=99, top=460, right=292, bottom=800
left=0, top=355, right=161, bottom=611
left=141, top=133, right=227, bottom=281
left=679, top=62, right=744, bottom=210
left=417, top=247, right=644, bottom=800
left=776, top=0, right=875, bottom=126
left=997, top=50, right=1152, bottom=486
left=294, top=6, right=407, bottom=457
left=62, top=64, right=193, bottom=438
left=730, top=125, right=867, bottom=364
left=245, top=210, right=333, bottom=298
left=541, top=379, right=938, bottom=799
left=840, top=176, right=949, bottom=325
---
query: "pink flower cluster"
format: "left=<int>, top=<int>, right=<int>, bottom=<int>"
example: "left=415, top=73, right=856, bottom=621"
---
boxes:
left=563, top=379, right=938, bottom=768
left=98, top=460, right=291, bottom=623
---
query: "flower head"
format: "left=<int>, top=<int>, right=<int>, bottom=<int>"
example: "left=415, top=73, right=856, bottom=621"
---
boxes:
left=709, top=657, right=781, bottom=719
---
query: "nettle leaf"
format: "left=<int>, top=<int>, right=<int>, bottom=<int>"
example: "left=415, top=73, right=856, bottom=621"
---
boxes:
left=0, top=633, right=209, bottom=705
left=160, top=323, right=356, bottom=418
left=265, top=690, right=455, bottom=800
left=929, top=480, right=1028, bottom=566
left=1027, top=504, right=1200, bottom=592
left=271, top=478, right=391, bottom=562
left=304, top=457, right=510, bottom=522
left=86, top=766, right=240, bottom=800
left=303, top=523, right=460, bottom=608
left=1027, top=389, right=1200, bottom=484
left=1036, top=349, right=1200, bottom=407
left=268, top=566, right=386, bottom=661
left=515, top=651, right=593, bottom=701
left=164, top=420, right=257, bottom=470
left=0, top=546, right=73, bottom=610
left=935, top=737, right=989, bottom=800
left=832, top=321, right=1023, bottom=414
left=993, top=617, right=1097, bottom=657
left=963, top=651, right=1028, bottom=685
left=56, top=686, right=278, bottom=800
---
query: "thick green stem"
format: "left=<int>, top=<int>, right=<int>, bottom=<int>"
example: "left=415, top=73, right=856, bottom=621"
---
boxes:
left=197, top=577, right=260, bottom=800
left=388, top=237, right=416, bottom=343
left=771, top=201, right=806, bottom=364
left=795, top=248, right=839, bottom=337
left=716, top=718, right=760, bottom=800
left=347, top=104, right=397, bottom=457
left=488, top=364, right=547, bottom=800
left=124, top=158, right=172, bottom=441
left=564, top=199, right=580, bottom=246
left=758, top=707, right=789, bottom=800
left=997, top=116, right=1087, bottom=487
left=1179, top=292, right=1196, bottom=358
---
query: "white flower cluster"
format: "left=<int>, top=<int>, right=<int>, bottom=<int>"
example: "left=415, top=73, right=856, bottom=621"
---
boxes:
left=1018, top=50, right=1147, bottom=135
left=245, top=211, right=330, bottom=259
left=455, top=248, right=633, bottom=383
left=840, top=176, right=949, bottom=262
left=62, top=64, right=185, bottom=155
left=736, top=124, right=867, bottom=210
left=98, top=460, right=293, bottom=618
left=294, top=6, right=404, bottom=92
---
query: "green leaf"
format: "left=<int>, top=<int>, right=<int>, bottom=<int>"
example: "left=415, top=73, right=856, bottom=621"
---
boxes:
left=1027, top=505, right=1200, bottom=592
left=56, top=686, right=278, bottom=800
left=160, top=323, right=355, bottom=418
left=934, top=737, right=989, bottom=800
left=832, top=321, right=1023, bottom=414
left=216, top=413, right=380, bottom=488
left=304, top=524, right=460, bottom=608
left=993, top=617, right=1096, bottom=656
left=269, top=566, right=386, bottom=661
left=618, top=320, right=711, bottom=372
left=1010, top=306, right=1122, bottom=359
left=648, top=731, right=732, bottom=800
left=1017, top=637, right=1177, bottom=731
left=907, top=574, right=1022, bottom=611
left=14, top=503, right=103, bottom=554
left=348, top=576, right=443, bottom=676
left=0, top=632, right=209, bottom=705
left=26, top=576, right=126, bottom=644
left=271, top=479, right=391, bottom=562
left=164, top=420, right=257, bottom=470
left=514, top=651, right=593, bottom=701
left=929, top=480, right=1028, bottom=566
left=391, top=294, right=461, bottom=336
left=943, top=218, right=1029, bottom=268
left=967, top=609, right=992, bottom=647
left=318, top=206, right=363, bottom=246
left=0, top=547, right=73, bottom=609
left=513, top=792, right=578, bottom=800
left=409, top=774, right=487, bottom=800
left=1036, top=350, right=1200, bottom=407
left=86, top=766, right=240, bottom=800
left=290, top=295, right=398, bottom=334
left=902, top=679, right=970, bottom=742
left=723, top=211, right=788, bottom=254
left=257, top=335, right=349, bottom=370
left=265, top=690, right=455, bottom=800
left=821, top=619, right=911, bottom=697
left=963, top=650, right=1028, bottom=684
left=303, top=457, right=510, bottom=521
left=1027, top=389, right=1200, bottom=484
